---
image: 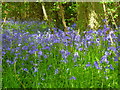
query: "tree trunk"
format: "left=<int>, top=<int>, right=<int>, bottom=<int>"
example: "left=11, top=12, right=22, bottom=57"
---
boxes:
left=77, top=2, right=107, bottom=35
left=58, top=3, right=68, bottom=32
left=41, top=2, right=54, bottom=33
left=76, top=2, right=91, bottom=35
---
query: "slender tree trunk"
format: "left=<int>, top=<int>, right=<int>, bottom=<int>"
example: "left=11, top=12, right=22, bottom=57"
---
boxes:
left=102, top=2, right=109, bottom=26
left=41, top=2, right=48, bottom=21
left=41, top=2, right=54, bottom=33
left=58, top=3, right=68, bottom=32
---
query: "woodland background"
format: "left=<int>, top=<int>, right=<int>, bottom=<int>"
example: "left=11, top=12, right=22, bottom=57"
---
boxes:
left=2, top=2, right=120, bottom=33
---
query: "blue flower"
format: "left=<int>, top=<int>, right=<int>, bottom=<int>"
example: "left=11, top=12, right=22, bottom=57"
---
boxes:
left=6, top=60, right=14, bottom=64
left=70, top=76, right=76, bottom=80
left=100, top=60, right=103, bottom=63
left=108, top=47, right=116, bottom=52
left=65, top=50, right=71, bottom=56
left=64, top=36, right=71, bottom=40
left=22, top=68, right=28, bottom=71
left=33, top=67, right=38, bottom=72
left=102, top=19, right=107, bottom=22
left=114, top=56, right=118, bottom=61
left=94, top=61, right=102, bottom=69
left=47, top=65, right=52, bottom=70
left=42, top=46, right=50, bottom=50
left=101, top=55, right=107, bottom=61
left=33, top=49, right=38, bottom=51
left=28, top=50, right=35, bottom=54
left=71, top=23, right=76, bottom=28
left=55, top=69, right=59, bottom=75
left=74, top=52, right=79, bottom=58
left=78, top=48, right=83, bottom=51
left=109, top=64, right=114, bottom=70
left=60, top=59, right=68, bottom=63
left=94, top=61, right=99, bottom=67
left=87, top=30, right=93, bottom=33
left=105, top=51, right=111, bottom=56
left=85, top=35, right=93, bottom=41
left=101, top=55, right=109, bottom=64
left=41, top=77, right=45, bottom=81
left=105, top=66, right=109, bottom=69
left=44, top=55, right=48, bottom=58
left=86, top=62, right=91, bottom=67
left=2, top=51, right=6, bottom=55
left=38, top=51, right=42, bottom=55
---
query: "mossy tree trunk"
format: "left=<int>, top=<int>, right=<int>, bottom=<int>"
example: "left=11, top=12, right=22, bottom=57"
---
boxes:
left=76, top=2, right=91, bottom=35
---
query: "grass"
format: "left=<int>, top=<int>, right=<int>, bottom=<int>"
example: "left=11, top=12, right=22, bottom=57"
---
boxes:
left=2, top=20, right=119, bottom=88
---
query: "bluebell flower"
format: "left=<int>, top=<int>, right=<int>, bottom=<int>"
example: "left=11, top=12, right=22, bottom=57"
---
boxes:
left=6, top=47, right=11, bottom=50
left=15, top=47, right=20, bottom=51
left=63, top=42, right=69, bottom=46
left=33, top=49, right=38, bottom=51
left=104, top=27, right=110, bottom=33
left=87, top=30, right=93, bottom=33
left=32, top=46, right=37, bottom=49
left=60, top=50, right=70, bottom=59
left=71, top=23, right=76, bottom=28
left=28, top=50, right=35, bottom=54
left=55, top=69, right=59, bottom=75
left=33, top=67, right=38, bottom=72
left=101, top=55, right=109, bottom=64
left=105, top=51, right=111, bottom=56
left=53, top=39, right=60, bottom=43
left=100, top=60, right=103, bottom=63
left=65, top=50, right=71, bottom=56
left=44, top=55, right=48, bottom=58
left=70, top=76, right=76, bottom=80
left=75, top=35, right=80, bottom=42
left=6, top=60, right=14, bottom=64
left=108, top=47, right=116, bottom=52
left=105, top=66, right=109, bottom=69
left=22, top=68, right=28, bottom=71
left=60, top=59, right=68, bottom=63
left=41, top=77, right=45, bottom=81
left=101, top=55, right=107, bottom=61
left=109, top=64, right=114, bottom=70
left=94, top=61, right=99, bottom=67
left=29, top=42, right=34, bottom=46
left=64, top=36, right=71, bottom=40
left=102, top=19, right=107, bottom=22
left=47, top=65, right=52, bottom=70
left=42, top=46, right=50, bottom=50
left=15, top=53, right=20, bottom=56
left=94, top=61, right=102, bottom=69
left=116, top=46, right=120, bottom=50
left=86, top=35, right=93, bottom=41
left=96, top=38, right=100, bottom=42
left=38, top=51, right=42, bottom=55
left=78, top=48, right=83, bottom=51
left=86, top=62, right=91, bottom=67
left=114, top=56, right=118, bottom=61
left=74, top=52, right=79, bottom=58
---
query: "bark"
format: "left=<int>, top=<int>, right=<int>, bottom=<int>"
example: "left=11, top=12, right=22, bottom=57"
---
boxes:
left=41, top=2, right=54, bottom=33
left=58, top=3, right=68, bottom=32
